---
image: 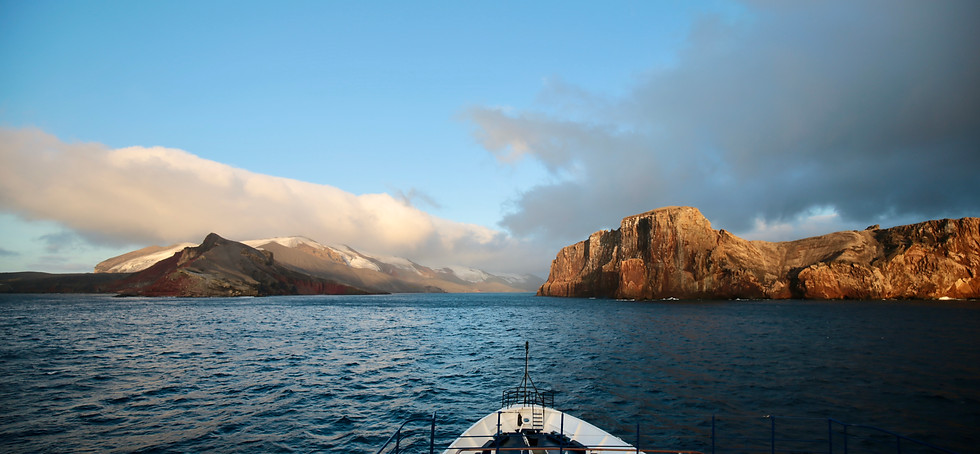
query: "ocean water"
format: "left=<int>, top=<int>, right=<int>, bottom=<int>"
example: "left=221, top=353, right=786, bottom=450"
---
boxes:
left=0, top=293, right=977, bottom=453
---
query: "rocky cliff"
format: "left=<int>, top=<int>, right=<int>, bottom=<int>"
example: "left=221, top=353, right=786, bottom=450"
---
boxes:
left=113, top=233, right=371, bottom=297
left=538, top=206, right=980, bottom=300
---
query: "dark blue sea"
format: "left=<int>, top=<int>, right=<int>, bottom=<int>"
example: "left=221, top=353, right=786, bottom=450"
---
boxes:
left=0, top=293, right=977, bottom=453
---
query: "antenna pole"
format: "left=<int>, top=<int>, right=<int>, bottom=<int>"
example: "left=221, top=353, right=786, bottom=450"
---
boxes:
left=524, top=341, right=529, bottom=376
left=525, top=341, right=530, bottom=405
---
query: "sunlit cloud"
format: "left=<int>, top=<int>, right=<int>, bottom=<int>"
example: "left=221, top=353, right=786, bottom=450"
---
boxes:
left=0, top=128, right=548, bottom=274
left=392, top=187, right=443, bottom=210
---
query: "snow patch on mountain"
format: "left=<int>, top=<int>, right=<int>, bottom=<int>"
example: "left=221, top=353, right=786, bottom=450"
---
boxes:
left=367, top=253, right=416, bottom=269
left=101, top=243, right=196, bottom=273
left=493, top=273, right=534, bottom=285
left=332, top=245, right=382, bottom=272
left=243, top=236, right=321, bottom=250
left=95, top=235, right=542, bottom=292
left=444, top=265, right=491, bottom=283
left=246, top=237, right=384, bottom=272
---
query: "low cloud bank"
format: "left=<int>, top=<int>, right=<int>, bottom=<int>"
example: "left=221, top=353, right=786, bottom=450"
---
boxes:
left=0, top=128, right=546, bottom=274
left=467, top=1, right=980, bottom=244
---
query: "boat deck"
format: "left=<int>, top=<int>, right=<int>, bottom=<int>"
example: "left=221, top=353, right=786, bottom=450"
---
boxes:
left=475, top=430, right=587, bottom=454
left=444, top=405, right=643, bottom=454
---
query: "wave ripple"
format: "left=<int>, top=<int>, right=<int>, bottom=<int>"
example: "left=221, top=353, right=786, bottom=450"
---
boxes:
left=1, top=294, right=977, bottom=453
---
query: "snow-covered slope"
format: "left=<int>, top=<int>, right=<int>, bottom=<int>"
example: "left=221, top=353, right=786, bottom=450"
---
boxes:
left=443, top=265, right=491, bottom=283
left=94, top=243, right=196, bottom=273
left=242, top=236, right=321, bottom=250
left=331, top=245, right=383, bottom=272
left=244, top=237, right=381, bottom=272
left=95, top=235, right=544, bottom=292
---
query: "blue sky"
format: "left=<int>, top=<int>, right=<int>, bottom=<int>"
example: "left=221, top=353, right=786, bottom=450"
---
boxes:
left=2, top=1, right=978, bottom=275
left=2, top=0, right=706, bottom=207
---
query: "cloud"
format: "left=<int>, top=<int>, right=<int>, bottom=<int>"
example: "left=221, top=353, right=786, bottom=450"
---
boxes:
left=466, top=0, right=980, bottom=243
left=0, top=247, right=18, bottom=257
left=38, top=230, right=82, bottom=253
left=0, top=128, right=548, bottom=275
left=392, top=187, right=443, bottom=210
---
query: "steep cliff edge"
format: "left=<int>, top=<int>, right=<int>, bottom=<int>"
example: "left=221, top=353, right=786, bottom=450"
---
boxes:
left=538, top=206, right=980, bottom=300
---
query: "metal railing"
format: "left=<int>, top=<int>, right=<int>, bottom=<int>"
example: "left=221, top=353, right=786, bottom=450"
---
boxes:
left=502, top=386, right=556, bottom=408
left=448, top=448, right=701, bottom=453
left=376, top=412, right=960, bottom=454
left=376, top=412, right=437, bottom=454
left=657, top=414, right=960, bottom=454
left=824, top=417, right=959, bottom=454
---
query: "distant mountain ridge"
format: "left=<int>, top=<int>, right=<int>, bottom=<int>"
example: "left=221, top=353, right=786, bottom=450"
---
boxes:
left=97, top=235, right=543, bottom=294
left=112, top=233, right=368, bottom=297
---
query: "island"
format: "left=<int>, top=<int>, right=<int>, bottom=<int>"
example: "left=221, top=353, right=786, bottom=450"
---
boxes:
left=538, top=206, right=979, bottom=300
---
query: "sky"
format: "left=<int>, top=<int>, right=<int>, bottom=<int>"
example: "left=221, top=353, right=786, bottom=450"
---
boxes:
left=1, top=0, right=978, bottom=277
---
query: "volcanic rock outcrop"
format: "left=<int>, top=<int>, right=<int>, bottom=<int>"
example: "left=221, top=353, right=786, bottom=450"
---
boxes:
left=538, top=206, right=980, bottom=300
left=113, top=233, right=370, bottom=297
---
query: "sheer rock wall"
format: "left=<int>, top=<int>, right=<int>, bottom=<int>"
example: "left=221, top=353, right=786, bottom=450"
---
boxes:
left=538, top=206, right=980, bottom=300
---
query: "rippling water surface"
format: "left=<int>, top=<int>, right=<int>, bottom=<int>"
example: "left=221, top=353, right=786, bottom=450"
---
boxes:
left=1, top=293, right=977, bottom=453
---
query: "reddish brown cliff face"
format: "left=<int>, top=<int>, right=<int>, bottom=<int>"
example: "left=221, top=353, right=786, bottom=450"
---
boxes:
left=538, top=207, right=980, bottom=300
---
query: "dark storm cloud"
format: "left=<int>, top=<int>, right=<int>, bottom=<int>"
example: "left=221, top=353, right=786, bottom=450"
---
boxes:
left=469, top=0, right=980, bottom=243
